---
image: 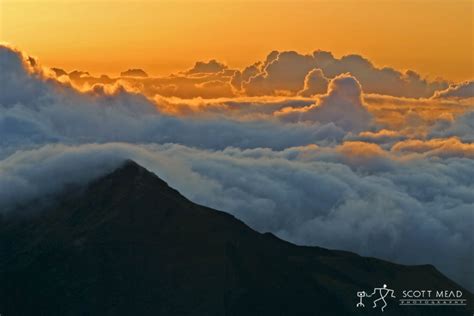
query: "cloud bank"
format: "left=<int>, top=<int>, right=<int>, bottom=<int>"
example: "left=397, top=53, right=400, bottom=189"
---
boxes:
left=238, top=50, right=448, bottom=98
left=56, top=49, right=454, bottom=100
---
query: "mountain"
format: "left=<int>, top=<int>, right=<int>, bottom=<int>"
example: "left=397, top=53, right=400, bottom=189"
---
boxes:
left=0, top=160, right=471, bottom=315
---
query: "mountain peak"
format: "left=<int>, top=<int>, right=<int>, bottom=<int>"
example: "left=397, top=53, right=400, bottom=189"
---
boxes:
left=97, top=159, right=170, bottom=191
left=115, top=159, right=149, bottom=174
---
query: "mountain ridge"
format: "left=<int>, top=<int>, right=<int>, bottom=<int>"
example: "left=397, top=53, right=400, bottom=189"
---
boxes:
left=0, top=160, right=471, bottom=315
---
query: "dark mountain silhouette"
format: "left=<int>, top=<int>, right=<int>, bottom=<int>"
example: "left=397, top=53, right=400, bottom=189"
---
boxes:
left=0, top=160, right=472, bottom=315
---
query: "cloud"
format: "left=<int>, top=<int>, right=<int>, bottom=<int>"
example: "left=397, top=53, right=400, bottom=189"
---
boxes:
left=391, top=137, right=474, bottom=158
left=59, top=49, right=458, bottom=101
left=241, top=50, right=449, bottom=98
left=0, top=45, right=349, bottom=158
left=120, top=68, right=148, bottom=77
left=1, top=44, right=473, bottom=292
left=230, top=63, right=261, bottom=91
left=313, top=52, right=449, bottom=98
left=51, top=67, right=67, bottom=77
left=0, top=45, right=51, bottom=107
left=152, top=95, right=315, bottom=119
left=186, top=59, right=228, bottom=74
left=430, top=110, right=474, bottom=142
left=432, top=81, right=474, bottom=99
left=344, top=129, right=407, bottom=147
left=69, top=70, right=91, bottom=79
left=243, top=51, right=316, bottom=96
left=297, top=68, right=329, bottom=97
left=276, top=74, right=372, bottom=132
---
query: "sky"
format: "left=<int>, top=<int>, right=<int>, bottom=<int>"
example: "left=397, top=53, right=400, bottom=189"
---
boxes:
left=1, top=0, right=473, bottom=80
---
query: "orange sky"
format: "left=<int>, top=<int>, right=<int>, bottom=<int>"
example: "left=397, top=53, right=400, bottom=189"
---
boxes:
left=1, top=0, right=473, bottom=81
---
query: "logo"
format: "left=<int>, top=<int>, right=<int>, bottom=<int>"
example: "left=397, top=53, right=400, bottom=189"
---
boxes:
left=356, top=284, right=395, bottom=312
left=356, top=285, right=467, bottom=312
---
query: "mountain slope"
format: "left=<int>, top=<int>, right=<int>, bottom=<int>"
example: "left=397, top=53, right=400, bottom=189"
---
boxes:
left=0, top=160, right=471, bottom=315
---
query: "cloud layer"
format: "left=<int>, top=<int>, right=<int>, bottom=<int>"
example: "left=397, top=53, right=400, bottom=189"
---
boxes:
left=1, top=44, right=473, bottom=291
left=55, top=49, right=455, bottom=100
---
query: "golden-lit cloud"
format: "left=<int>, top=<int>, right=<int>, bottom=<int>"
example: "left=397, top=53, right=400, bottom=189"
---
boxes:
left=392, top=137, right=474, bottom=158
left=49, top=49, right=472, bottom=143
left=432, top=81, right=474, bottom=100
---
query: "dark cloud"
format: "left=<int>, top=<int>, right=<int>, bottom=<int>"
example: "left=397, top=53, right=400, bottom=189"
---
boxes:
left=51, top=67, right=67, bottom=77
left=120, top=68, right=148, bottom=77
left=69, top=70, right=90, bottom=79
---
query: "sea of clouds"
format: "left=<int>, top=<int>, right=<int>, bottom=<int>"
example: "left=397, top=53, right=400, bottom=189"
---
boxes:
left=1, top=44, right=473, bottom=290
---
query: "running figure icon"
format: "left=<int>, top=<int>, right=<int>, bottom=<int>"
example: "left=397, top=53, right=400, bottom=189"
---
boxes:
left=368, top=284, right=396, bottom=312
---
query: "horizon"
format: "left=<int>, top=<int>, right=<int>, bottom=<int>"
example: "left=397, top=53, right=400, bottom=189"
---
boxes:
left=2, top=0, right=473, bottom=81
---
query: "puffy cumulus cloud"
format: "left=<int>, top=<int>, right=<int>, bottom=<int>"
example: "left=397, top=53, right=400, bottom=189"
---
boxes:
left=297, top=68, right=329, bottom=97
left=243, top=51, right=316, bottom=96
left=240, top=50, right=449, bottom=98
left=0, top=45, right=53, bottom=106
left=1, top=44, right=473, bottom=291
left=230, top=63, right=261, bottom=91
left=276, top=74, right=372, bottom=132
left=313, top=53, right=449, bottom=98
left=432, top=81, right=474, bottom=99
left=185, top=59, right=228, bottom=74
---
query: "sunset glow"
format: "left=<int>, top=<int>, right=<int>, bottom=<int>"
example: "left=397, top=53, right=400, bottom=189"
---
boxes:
left=2, top=0, right=473, bottom=80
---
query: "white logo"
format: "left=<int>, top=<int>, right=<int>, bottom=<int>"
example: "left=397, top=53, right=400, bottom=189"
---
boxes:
left=356, top=284, right=395, bottom=312
left=356, top=285, right=467, bottom=311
